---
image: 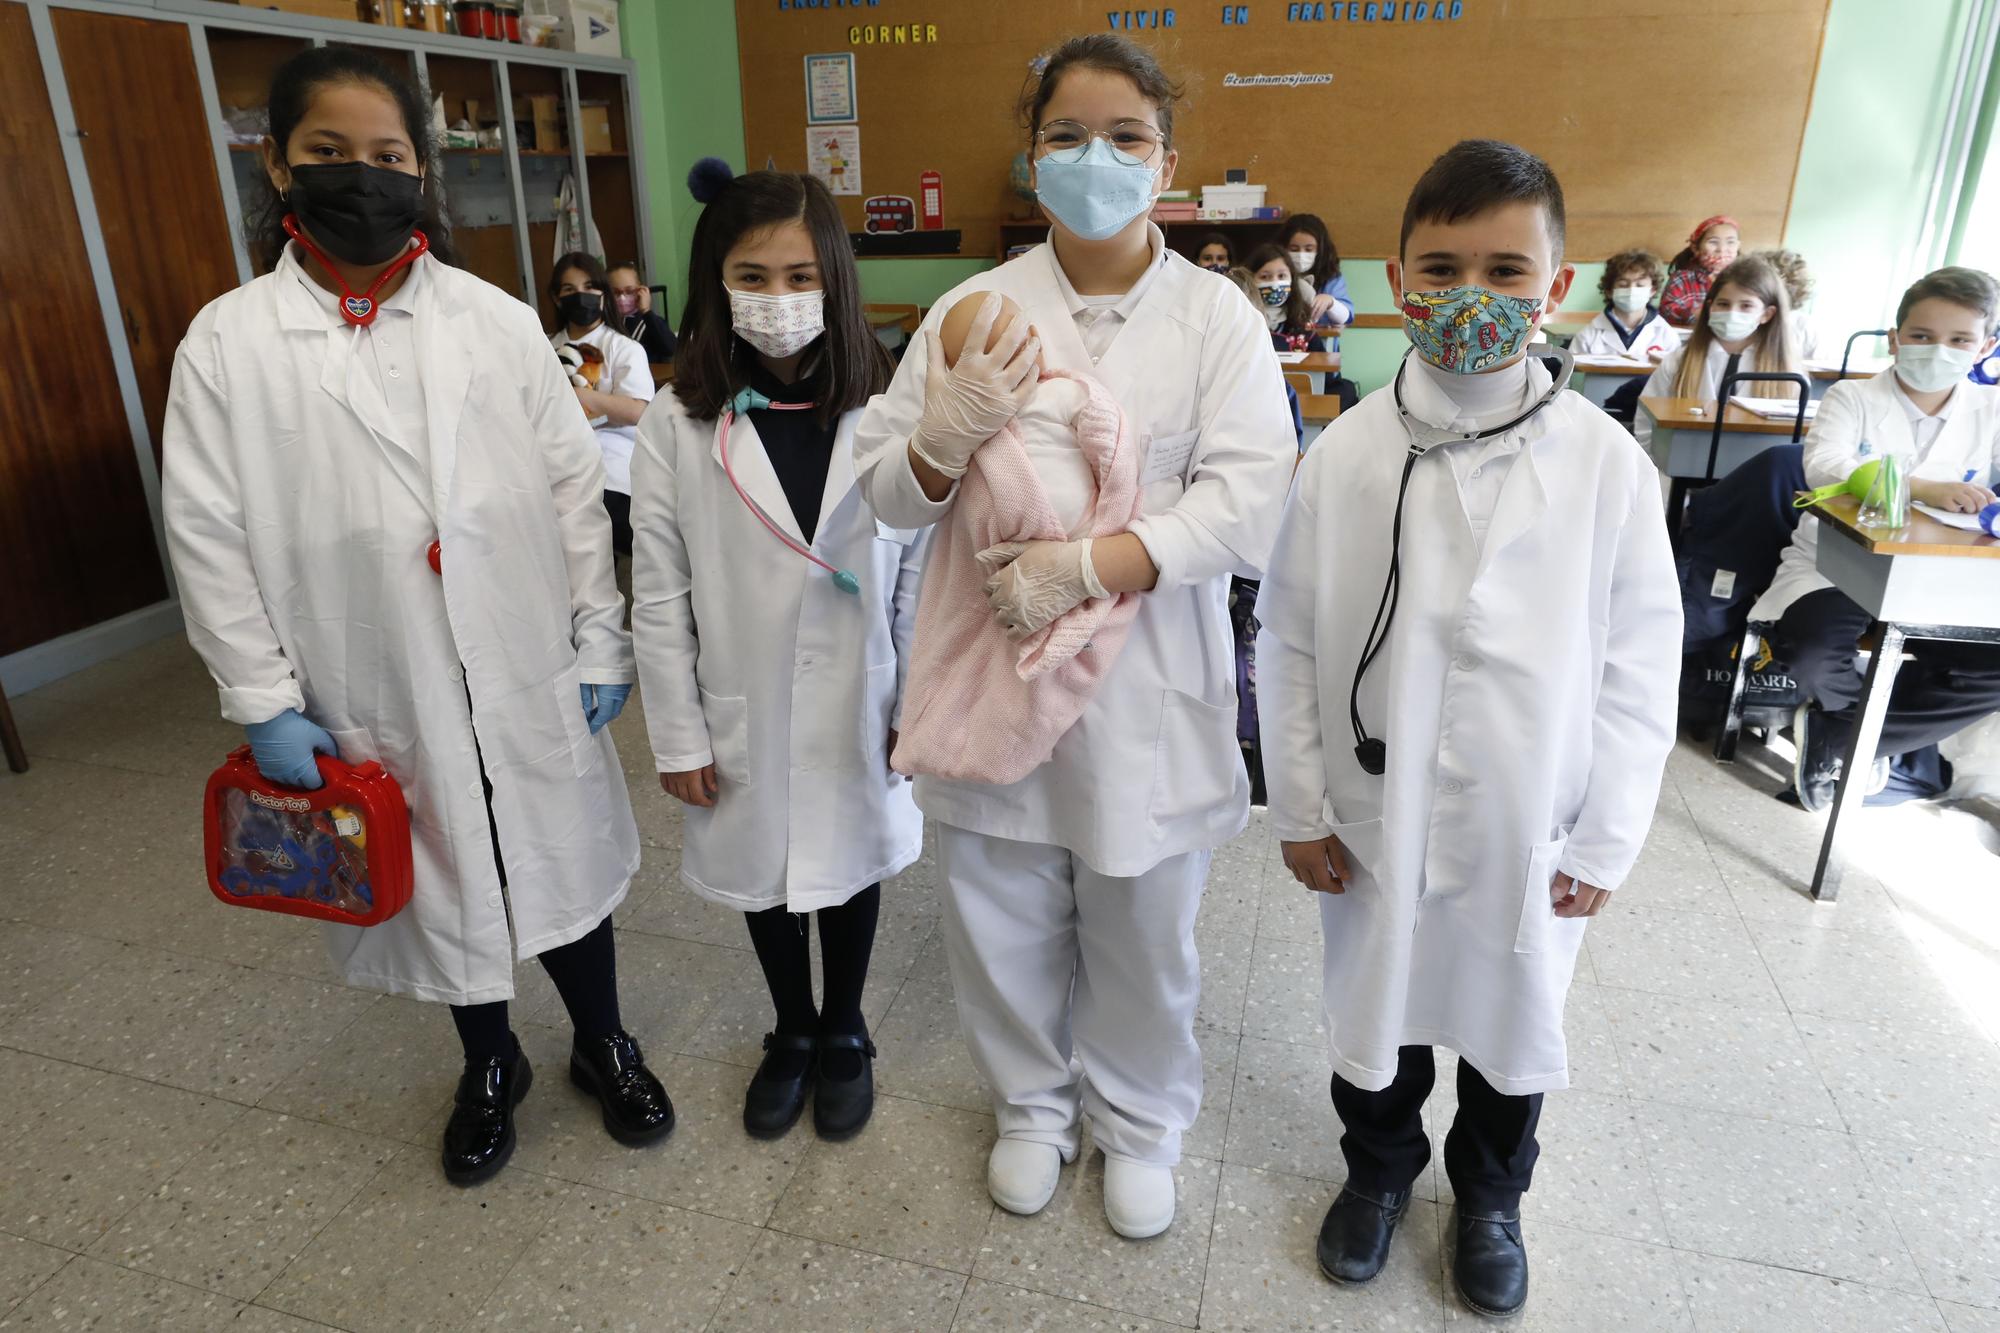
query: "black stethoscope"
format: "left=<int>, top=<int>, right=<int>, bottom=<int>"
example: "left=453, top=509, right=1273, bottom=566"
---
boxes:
left=1348, top=347, right=1575, bottom=776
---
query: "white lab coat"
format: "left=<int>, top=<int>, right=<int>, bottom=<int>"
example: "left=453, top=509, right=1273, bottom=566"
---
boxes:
left=1570, top=307, right=1677, bottom=360
left=1255, top=353, right=1683, bottom=1094
left=1635, top=338, right=1790, bottom=447
left=853, top=241, right=1298, bottom=876
left=550, top=321, right=654, bottom=495
left=163, top=247, right=639, bottom=1006
left=1750, top=371, right=2000, bottom=622
left=629, top=392, right=926, bottom=913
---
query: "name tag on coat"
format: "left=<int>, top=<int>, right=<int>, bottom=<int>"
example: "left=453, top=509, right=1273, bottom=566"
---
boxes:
left=1140, top=429, right=1200, bottom=487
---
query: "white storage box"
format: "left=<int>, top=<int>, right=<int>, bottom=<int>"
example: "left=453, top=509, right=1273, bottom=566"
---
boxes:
left=525, top=0, right=619, bottom=55
left=1201, top=183, right=1267, bottom=213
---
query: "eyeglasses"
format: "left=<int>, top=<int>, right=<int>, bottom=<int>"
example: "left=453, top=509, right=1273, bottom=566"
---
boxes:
left=1034, top=119, right=1164, bottom=166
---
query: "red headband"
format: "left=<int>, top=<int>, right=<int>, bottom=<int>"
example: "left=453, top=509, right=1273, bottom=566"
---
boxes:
left=1689, top=215, right=1738, bottom=247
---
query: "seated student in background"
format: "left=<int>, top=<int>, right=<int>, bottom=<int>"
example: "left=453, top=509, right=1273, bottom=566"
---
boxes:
left=1661, top=215, right=1740, bottom=326
left=1570, top=249, right=1677, bottom=360
left=1248, top=243, right=1330, bottom=354
left=1255, top=138, right=1680, bottom=1321
left=607, top=259, right=677, bottom=363
left=1749, top=265, right=2000, bottom=811
left=1226, top=265, right=1307, bottom=449
left=1752, top=248, right=1821, bottom=360
left=1636, top=255, right=1800, bottom=446
left=1196, top=232, right=1235, bottom=273
left=550, top=251, right=656, bottom=562
left=1281, top=213, right=1354, bottom=333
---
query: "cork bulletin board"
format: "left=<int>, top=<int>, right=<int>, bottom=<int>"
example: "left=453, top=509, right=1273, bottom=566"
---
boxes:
left=734, top=0, right=1832, bottom=262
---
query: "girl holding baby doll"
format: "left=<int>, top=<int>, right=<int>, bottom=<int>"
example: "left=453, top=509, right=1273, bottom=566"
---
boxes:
left=854, top=34, right=1296, bottom=1240
left=630, top=162, right=926, bottom=1143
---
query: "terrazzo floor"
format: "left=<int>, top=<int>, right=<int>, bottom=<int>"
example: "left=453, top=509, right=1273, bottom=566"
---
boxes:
left=2, top=634, right=1998, bottom=1331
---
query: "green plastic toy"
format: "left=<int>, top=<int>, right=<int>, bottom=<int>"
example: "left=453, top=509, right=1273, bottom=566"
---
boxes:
left=1794, top=458, right=1883, bottom=509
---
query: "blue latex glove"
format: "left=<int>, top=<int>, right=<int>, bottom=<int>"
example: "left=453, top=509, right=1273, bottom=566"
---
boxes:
left=244, top=709, right=338, bottom=790
left=580, top=683, right=631, bottom=735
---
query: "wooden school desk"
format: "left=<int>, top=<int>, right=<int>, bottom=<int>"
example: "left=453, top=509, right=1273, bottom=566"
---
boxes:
left=1291, top=349, right=1342, bottom=394
left=1802, top=496, right=2000, bottom=901
left=1572, top=356, right=1653, bottom=406
left=1639, top=396, right=1804, bottom=537
left=1807, top=358, right=1890, bottom=401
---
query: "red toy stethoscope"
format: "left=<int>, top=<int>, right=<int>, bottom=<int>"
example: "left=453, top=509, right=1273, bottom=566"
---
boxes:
left=719, top=386, right=860, bottom=595
left=283, top=214, right=430, bottom=328
left=286, top=214, right=445, bottom=575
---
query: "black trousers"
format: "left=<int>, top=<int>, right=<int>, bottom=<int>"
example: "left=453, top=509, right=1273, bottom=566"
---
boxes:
left=1778, top=587, right=2000, bottom=756
left=603, top=490, right=634, bottom=556
left=1331, top=1046, right=1542, bottom=1215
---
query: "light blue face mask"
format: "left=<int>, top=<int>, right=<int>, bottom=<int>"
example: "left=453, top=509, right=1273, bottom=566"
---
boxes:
left=1034, top=139, right=1159, bottom=242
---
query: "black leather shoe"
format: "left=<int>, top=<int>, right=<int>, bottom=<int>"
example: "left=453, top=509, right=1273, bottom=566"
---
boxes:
left=442, top=1047, right=532, bottom=1186
left=1453, top=1207, right=1529, bottom=1317
left=744, top=1032, right=817, bottom=1139
left=569, top=1030, right=674, bottom=1146
left=1315, top=1185, right=1410, bottom=1284
left=812, top=1032, right=877, bottom=1140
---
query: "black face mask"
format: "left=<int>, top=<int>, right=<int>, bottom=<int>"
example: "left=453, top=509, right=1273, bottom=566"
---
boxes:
left=287, top=161, right=423, bottom=266
left=557, top=291, right=604, bottom=327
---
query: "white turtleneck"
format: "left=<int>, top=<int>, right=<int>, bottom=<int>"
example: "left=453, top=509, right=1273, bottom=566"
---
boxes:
left=1409, top=352, right=1535, bottom=547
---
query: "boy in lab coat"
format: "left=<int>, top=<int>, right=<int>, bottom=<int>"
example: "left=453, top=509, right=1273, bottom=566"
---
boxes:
left=1255, top=140, right=1682, bottom=1318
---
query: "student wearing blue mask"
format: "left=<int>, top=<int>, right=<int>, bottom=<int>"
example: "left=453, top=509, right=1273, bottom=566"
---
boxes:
left=855, top=33, right=1295, bottom=1241
left=1255, top=140, right=1681, bottom=1318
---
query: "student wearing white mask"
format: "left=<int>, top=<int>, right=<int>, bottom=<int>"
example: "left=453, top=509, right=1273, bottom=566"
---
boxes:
left=854, top=34, right=1295, bottom=1240
left=1750, top=266, right=2000, bottom=811
left=1569, top=249, right=1677, bottom=360
left=631, top=163, right=926, bottom=1142
left=1636, top=255, right=1802, bottom=447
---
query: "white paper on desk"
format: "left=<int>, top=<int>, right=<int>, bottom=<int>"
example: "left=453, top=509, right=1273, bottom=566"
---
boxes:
left=1274, top=350, right=1308, bottom=364
left=1912, top=501, right=1989, bottom=531
left=1729, top=394, right=1820, bottom=419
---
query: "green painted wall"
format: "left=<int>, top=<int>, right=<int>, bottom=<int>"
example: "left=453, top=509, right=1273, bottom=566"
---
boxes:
left=1783, top=0, right=1974, bottom=349
left=626, top=0, right=744, bottom=326
left=630, top=0, right=1972, bottom=390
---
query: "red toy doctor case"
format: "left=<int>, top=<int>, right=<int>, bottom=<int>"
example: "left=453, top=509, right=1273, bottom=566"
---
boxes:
left=203, top=746, right=413, bottom=927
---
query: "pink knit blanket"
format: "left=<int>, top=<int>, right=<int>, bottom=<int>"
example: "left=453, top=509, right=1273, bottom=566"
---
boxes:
left=892, top=368, right=1144, bottom=784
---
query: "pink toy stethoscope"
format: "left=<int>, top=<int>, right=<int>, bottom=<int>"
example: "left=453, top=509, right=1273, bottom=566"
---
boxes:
left=719, top=386, right=861, bottom=595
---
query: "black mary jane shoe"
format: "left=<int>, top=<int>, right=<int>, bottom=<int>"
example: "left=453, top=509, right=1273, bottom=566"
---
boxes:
left=569, top=1030, right=675, bottom=1146
left=811, top=1032, right=878, bottom=1141
left=442, top=1046, right=533, bottom=1187
left=1315, top=1185, right=1411, bottom=1284
left=1452, top=1206, right=1530, bottom=1318
left=744, top=1032, right=817, bottom=1139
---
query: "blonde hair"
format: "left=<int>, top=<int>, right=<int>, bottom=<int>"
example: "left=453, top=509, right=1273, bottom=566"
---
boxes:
left=1672, top=256, right=1799, bottom=400
left=1224, top=264, right=1260, bottom=308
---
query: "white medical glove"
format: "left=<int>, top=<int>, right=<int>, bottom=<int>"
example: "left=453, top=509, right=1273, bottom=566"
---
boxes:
left=910, top=293, right=1041, bottom=479
left=976, top=538, right=1110, bottom=642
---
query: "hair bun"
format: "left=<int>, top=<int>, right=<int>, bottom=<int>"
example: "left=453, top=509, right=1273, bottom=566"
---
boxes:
left=688, top=157, right=736, bottom=204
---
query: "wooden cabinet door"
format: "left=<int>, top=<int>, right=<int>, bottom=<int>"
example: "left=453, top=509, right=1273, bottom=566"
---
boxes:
left=53, top=8, right=239, bottom=466
left=0, top=2, right=168, bottom=657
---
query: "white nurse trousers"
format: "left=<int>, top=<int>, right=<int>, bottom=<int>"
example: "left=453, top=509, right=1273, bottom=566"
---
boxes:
left=934, top=824, right=1208, bottom=1166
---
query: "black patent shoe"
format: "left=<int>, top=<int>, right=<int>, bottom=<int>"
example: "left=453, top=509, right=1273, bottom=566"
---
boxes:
left=569, top=1030, right=675, bottom=1146
left=443, top=1047, right=533, bottom=1186
left=1452, top=1207, right=1529, bottom=1317
left=812, top=1032, right=877, bottom=1140
left=744, top=1032, right=817, bottom=1139
left=1315, top=1185, right=1411, bottom=1284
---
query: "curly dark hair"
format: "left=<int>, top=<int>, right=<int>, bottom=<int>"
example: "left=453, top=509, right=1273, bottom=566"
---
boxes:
left=1597, top=249, right=1665, bottom=302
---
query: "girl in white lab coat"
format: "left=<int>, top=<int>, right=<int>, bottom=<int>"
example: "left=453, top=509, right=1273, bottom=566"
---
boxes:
left=630, top=163, right=924, bottom=1141
left=1636, top=255, right=1803, bottom=447
left=853, top=34, right=1296, bottom=1239
left=162, top=47, right=672, bottom=1189
left=1256, top=140, right=1681, bottom=1318
left=547, top=250, right=654, bottom=559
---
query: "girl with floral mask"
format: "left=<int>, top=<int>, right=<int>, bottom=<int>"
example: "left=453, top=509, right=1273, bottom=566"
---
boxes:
left=630, top=162, right=923, bottom=1145
left=1246, top=242, right=1327, bottom=353
left=1661, top=214, right=1741, bottom=326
